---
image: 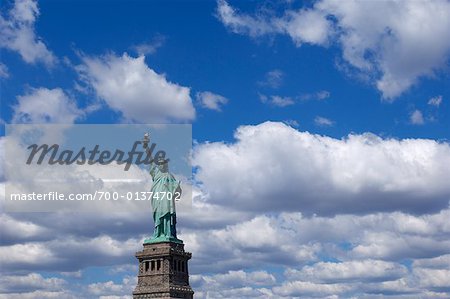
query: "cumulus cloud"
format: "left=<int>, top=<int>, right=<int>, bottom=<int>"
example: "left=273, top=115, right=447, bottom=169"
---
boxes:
left=193, top=121, right=450, bottom=215
left=259, top=69, right=284, bottom=89
left=196, top=270, right=276, bottom=289
left=132, top=35, right=166, bottom=56
left=0, top=0, right=56, bottom=66
left=259, top=94, right=294, bottom=107
left=4, top=146, right=156, bottom=213
left=0, top=273, right=66, bottom=294
left=188, top=209, right=450, bottom=296
left=428, top=95, right=443, bottom=107
left=196, top=91, right=229, bottom=111
left=414, top=268, right=450, bottom=290
left=1, top=154, right=154, bottom=269
left=217, top=0, right=331, bottom=46
left=0, top=235, right=140, bottom=272
left=3, top=122, right=450, bottom=297
left=300, top=90, right=331, bottom=101
left=410, top=109, right=425, bottom=125
left=182, top=208, right=450, bottom=271
left=277, top=8, right=332, bottom=46
left=274, top=280, right=351, bottom=297
left=192, top=270, right=275, bottom=298
left=2, top=202, right=450, bottom=297
left=283, top=119, right=299, bottom=128
left=216, top=0, right=274, bottom=38
left=87, top=276, right=136, bottom=297
left=77, top=53, right=195, bottom=123
left=12, top=88, right=83, bottom=124
left=285, top=260, right=407, bottom=283
left=314, top=116, right=334, bottom=127
left=0, top=214, right=50, bottom=245
left=217, top=0, right=450, bottom=99
left=0, top=290, right=76, bottom=299
left=0, top=63, right=9, bottom=78
left=413, top=254, right=450, bottom=269
left=270, top=95, right=294, bottom=107
left=195, top=286, right=272, bottom=299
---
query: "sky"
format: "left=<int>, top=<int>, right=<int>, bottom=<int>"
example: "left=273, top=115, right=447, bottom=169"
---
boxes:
left=0, top=0, right=450, bottom=298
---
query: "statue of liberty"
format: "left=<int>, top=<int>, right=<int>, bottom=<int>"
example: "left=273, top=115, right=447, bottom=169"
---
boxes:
left=142, top=133, right=183, bottom=244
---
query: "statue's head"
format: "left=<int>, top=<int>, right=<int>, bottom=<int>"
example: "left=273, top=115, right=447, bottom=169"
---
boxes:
left=155, top=152, right=169, bottom=173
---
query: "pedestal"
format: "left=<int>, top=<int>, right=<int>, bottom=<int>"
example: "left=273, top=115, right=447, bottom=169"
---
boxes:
left=133, top=242, right=194, bottom=299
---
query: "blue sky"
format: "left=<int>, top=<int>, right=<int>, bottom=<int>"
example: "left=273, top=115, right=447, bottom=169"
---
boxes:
left=1, top=0, right=450, bottom=298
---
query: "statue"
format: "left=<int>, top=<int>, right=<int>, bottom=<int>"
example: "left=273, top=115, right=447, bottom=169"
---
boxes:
left=142, top=133, right=183, bottom=244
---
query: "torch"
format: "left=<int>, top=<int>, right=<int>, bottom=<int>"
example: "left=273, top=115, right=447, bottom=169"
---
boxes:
left=142, top=132, right=152, bottom=156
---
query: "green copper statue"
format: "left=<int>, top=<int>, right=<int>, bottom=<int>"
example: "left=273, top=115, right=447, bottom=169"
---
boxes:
left=142, top=133, right=183, bottom=244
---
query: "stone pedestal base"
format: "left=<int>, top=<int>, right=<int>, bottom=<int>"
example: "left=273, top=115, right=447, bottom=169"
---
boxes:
left=133, top=242, right=194, bottom=299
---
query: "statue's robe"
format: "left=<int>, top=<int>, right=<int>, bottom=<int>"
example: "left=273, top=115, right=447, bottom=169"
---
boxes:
left=149, top=163, right=180, bottom=239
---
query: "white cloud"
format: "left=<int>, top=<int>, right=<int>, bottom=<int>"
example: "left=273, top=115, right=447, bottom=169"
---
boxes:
left=0, top=242, right=59, bottom=269
left=428, top=95, right=443, bottom=107
left=217, top=0, right=331, bottom=46
left=314, top=116, right=334, bottom=126
left=413, top=254, right=450, bottom=269
left=192, top=270, right=275, bottom=298
left=193, top=121, right=450, bottom=215
left=2, top=206, right=450, bottom=297
left=351, top=231, right=450, bottom=260
left=277, top=8, right=331, bottom=46
left=196, top=91, right=229, bottom=111
left=179, top=189, right=253, bottom=229
left=2, top=121, right=450, bottom=297
left=0, top=235, right=140, bottom=272
left=194, top=286, right=272, bottom=299
left=199, top=270, right=276, bottom=289
left=88, top=276, right=136, bottom=297
left=2, top=129, right=157, bottom=214
left=0, top=63, right=9, bottom=78
left=300, top=90, right=331, bottom=101
left=364, top=278, right=419, bottom=296
left=188, top=210, right=449, bottom=296
left=283, top=119, right=299, bottom=127
left=132, top=35, right=165, bottom=56
left=216, top=0, right=274, bottom=37
left=273, top=280, right=351, bottom=297
left=77, top=53, right=195, bottom=123
left=214, top=216, right=282, bottom=248
left=183, top=208, right=450, bottom=271
left=270, top=95, right=294, bottom=107
left=412, top=255, right=450, bottom=292
left=259, top=69, right=284, bottom=89
left=59, top=271, right=82, bottom=278
left=0, top=214, right=50, bottom=244
left=12, top=88, right=83, bottom=124
left=414, top=268, right=450, bottom=289
left=285, top=260, right=407, bottom=283
left=0, top=0, right=56, bottom=66
left=259, top=94, right=294, bottom=107
left=410, top=109, right=425, bottom=125
left=0, top=273, right=66, bottom=293
left=0, top=290, right=76, bottom=299
left=217, top=0, right=450, bottom=99
left=180, top=214, right=321, bottom=273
